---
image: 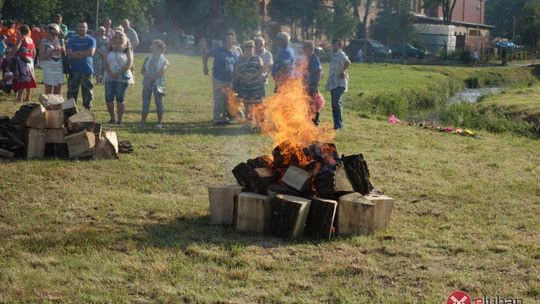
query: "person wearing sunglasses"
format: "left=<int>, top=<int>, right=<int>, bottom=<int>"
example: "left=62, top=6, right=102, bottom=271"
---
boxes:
left=39, top=23, right=64, bottom=94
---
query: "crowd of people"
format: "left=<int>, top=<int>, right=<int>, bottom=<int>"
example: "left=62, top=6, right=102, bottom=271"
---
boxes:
left=203, top=31, right=351, bottom=130
left=0, top=14, right=352, bottom=130
left=0, top=14, right=169, bottom=129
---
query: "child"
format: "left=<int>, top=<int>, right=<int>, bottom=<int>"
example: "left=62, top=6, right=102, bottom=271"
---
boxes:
left=140, top=39, right=170, bottom=129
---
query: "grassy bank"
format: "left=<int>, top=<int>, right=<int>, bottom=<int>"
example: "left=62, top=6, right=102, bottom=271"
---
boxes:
left=441, top=84, right=540, bottom=138
left=0, top=55, right=539, bottom=303
left=343, top=64, right=538, bottom=117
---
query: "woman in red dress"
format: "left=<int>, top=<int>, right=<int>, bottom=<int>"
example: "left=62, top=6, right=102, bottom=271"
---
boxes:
left=12, top=24, right=37, bottom=102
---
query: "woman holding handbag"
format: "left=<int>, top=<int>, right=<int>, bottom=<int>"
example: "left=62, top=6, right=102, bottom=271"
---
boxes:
left=103, top=30, right=133, bottom=126
left=12, top=24, right=37, bottom=102
left=140, top=39, right=170, bottom=129
left=39, top=24, right=64, bottom=94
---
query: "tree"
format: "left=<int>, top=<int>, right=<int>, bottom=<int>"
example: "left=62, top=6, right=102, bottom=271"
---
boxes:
left=423, top=0, right=458, bottom=25
left=268, top=0, right=325, bottom=39
left=372, top=0, right=415, bottom=44
left=486, top=0, right=527, bottom=39
left=517, top=0, right=540, bottom=49
left=2, top=0, right=60, bottom=25
left=1, top=0, right=157, bottom=30
left=362, top=0, right=373, bottom=38
left=225, top=0, right=260, bottom=41
left=317, top=0, right=358, bottom=40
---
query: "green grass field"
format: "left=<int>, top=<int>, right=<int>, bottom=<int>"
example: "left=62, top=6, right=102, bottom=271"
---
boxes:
left=0, top=55, right=539, bottom=303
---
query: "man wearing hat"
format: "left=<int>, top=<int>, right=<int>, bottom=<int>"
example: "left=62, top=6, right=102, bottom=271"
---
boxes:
left=271, top=32, right=296, bottom=90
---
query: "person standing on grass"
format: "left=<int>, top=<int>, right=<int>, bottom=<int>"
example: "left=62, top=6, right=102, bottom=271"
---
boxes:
left=102, top=18, right=115, bottom=42
left=272, top=32, right=296, bottom=91
left=31, top=25, right=41, bottom=65
left=39, top=24, right=65, bottom=95
left=303, top=40, right=323, bottom=125
left=12, top=25, right=37, bottom=103
left=103, top=30, right=133, bottom=126
left=67, top=22, right=96, bottom=110
left=473, top=48, right=479, bottom=66
left=140, top=39, right=170, bottom=129
left=53, top=14, right=68, bottom=40
left=203, top=31, right=239, bottom=125
left=93, top=26, right=109, bottom=84
left=254, top=37, right=272, bottom=97
left=326, top=38, right=350, bottom=130
left=233, top=40, right=264, bottom=122
left=121, top=19, right=139, bottom=51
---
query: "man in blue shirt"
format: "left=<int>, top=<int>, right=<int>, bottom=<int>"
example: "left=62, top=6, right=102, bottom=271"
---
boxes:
left=271, top=32, right=296, bottom=90
left=67, top=22, right=96, bottom=109
left=203, top=32, right=239, bottom=125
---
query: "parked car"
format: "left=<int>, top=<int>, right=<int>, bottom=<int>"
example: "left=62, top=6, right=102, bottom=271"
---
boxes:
left=388, top=43, right=425, bottom=59
left=346, top=39, right=389, bottom=61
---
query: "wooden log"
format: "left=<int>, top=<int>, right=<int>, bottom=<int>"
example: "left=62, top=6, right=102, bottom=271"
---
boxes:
left=26, top=128, right=47, bottom=159
left=46, top=128, right=66, bottom=144
left=62, top=98, right=78, bottom=118
left=305, top=197, right=337, bottom=240
left=26, top=105, right=46, bottom=129
left=39, top=94, right=64, bottom=110
left=232, top=163, right=277, bottom=194
left=45, top=110, right=64, bottom=129
left=93, top=131, right=118, bottom=160
left=365, top=193, right=395, bottom=230
left=207, top=185, right=243, bottom=225
left=337, top=192, right=375, bottom=236
left=281, top=165, right=312, bottom=192
left=342, top=154, right=374, bottom=195
left=0, top=147, right=14, bottom=159
left=65, top=130, right=95, bottom=158
left=315, top=162, right=354, bottom=198
left=236, top=192, right=272, bottom=234
left=67, top=109, right=94, bottom=132
left=269, top=194, right=311, bottom=239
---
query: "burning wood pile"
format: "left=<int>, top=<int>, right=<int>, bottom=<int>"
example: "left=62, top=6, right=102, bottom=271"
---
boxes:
left=208, top=79, right=395, bottom=240
left=0, top=94, right=125, bottom=160
left=209, top=142, right=394, bottom=240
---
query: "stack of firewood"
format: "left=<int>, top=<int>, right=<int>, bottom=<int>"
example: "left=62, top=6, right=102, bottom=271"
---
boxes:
left=208, top=142, right=395, bottom=240
left=0, top=94, right=121, bottom=160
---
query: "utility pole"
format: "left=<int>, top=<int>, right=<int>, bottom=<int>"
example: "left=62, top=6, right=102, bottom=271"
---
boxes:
left=96, top=0, right=99, bottom=31
left=512, top=16, right=516, bottom=41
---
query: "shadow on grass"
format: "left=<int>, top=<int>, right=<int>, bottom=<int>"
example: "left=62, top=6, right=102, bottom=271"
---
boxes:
left=142, top=215, right=299, bottom=249
left=108, top=121, right=254, bottom=137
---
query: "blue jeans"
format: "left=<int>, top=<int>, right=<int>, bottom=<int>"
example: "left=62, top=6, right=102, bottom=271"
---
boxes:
left=331, top=86, right=346, bottom=129
left=142, top=88, right=164, bottom=114
left=105, top=81, right=129, bottom=103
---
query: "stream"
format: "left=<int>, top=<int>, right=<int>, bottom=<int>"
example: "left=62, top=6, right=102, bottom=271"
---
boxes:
left=406, top=87, right=503, bottom=122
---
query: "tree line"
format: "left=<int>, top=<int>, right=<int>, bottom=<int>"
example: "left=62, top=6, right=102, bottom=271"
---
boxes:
left=0, top=0, right=538, bottom=48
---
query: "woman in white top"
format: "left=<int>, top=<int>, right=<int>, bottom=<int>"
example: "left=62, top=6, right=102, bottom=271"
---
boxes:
left=39, top=23, right=64, bottom=94
left=103, top=30, right=133, bottom=126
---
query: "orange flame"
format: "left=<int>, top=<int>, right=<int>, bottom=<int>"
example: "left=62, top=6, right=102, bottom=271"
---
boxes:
left=260, top=78, right=335, bottom=149
left=224, top=87, right=246, bottom=123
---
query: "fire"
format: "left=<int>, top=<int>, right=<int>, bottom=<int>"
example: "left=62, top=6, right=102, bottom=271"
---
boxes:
left=257, top=78, right=335, bottom=163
